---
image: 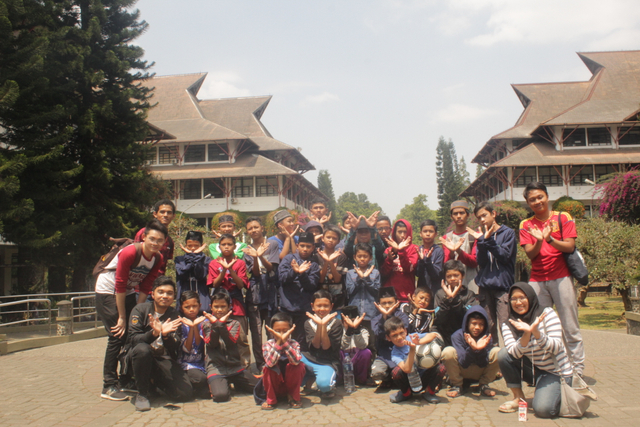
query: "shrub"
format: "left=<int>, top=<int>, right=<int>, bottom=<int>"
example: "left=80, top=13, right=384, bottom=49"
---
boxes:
left=553, top=196, right=585, bottom=219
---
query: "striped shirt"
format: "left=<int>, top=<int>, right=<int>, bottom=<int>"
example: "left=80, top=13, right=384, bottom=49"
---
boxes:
left=501, top=307, right=573, bottom=377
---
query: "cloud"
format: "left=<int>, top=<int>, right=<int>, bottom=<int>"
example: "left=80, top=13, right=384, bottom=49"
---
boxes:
left=300, top=92, right=340, bottom=107
left=430, top=103, right=499, bottom=123
left=197, top=72, right=252, bottom=99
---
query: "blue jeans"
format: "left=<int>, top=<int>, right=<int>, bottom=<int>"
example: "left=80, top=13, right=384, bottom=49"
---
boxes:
left=498, top=347, right=571, bottom=418
left=300, top=355, right=336, bottom=393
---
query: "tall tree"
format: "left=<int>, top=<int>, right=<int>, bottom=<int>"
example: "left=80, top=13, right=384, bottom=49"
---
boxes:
left=475, top=163, right=485, bottom=179
left=335, top=192, right=384, bottom=224
left=0, top=0, right=166, bottom=292
left=317, top=169, right=337, bottom=222
left=435, top=137, right=467, bottom=231
left=396, top=194, right=436, bottom=243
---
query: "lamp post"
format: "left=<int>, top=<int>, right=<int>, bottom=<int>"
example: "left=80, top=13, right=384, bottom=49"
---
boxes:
left=178, top=193, right=212, bottom=237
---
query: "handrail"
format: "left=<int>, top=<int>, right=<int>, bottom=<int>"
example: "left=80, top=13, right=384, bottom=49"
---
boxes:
left=0, top=291, right=93, bottom=300
left=70, top=295, right=99, bottom=333
left=0, top=298, right=52, bottom=336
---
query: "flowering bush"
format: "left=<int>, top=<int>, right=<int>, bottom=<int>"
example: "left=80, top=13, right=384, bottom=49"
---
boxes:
left=598, top=169, right=640, bottom=224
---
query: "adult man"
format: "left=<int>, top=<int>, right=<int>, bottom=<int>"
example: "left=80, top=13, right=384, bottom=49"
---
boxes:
left=134, top=199, right=175, bottom=274
left=440, top=200, right=478, bottom=293
left=519, top=181, right=585, bottom=376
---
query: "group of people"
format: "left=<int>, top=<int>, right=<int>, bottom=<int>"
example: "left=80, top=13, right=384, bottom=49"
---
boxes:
left=93, top=180, right=586, bottom=418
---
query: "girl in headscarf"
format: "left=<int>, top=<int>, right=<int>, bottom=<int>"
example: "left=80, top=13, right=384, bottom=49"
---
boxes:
left=497, top=282, right=573, bottom=417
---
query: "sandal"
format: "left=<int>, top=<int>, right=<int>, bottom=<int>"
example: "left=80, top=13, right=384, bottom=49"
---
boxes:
left=261, top=402, right=275, bottom=411
left=446, top=386, right=461, bottom=398
left=288, top=398, right=303, bottom=409
left=479, top=384, right=496, bottom=397
left=498, top=400, right=519, bottom=413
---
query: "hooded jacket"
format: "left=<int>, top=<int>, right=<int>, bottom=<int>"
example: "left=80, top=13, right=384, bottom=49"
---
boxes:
left=277, top=253, right=321, bottom=313
left=381, top=219, right=419, bottom=302
left=475, top=224, right=517, bottom=291
left=451, top=305, right=493, bottom=369
left=433, top=284, right=478, bottom=347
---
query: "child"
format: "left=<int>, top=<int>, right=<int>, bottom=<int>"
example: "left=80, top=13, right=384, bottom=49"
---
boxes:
left=301, top=290, right=343, bottom=399
left=269, top=210, right=299, bottom=260
left=376, top=215, right=393, bottom=246
left=381, top=219, right=418, bottom=303
left=343, top=213, right=386, bottom=269
left=202, top=290, right=257, bottom=402
left=440, top=200, right=478, bottom=293
left=309, top=198, right=333, bottom=225
left=176, top=290, right=210, bottom=398
left=134, top=199, right=175, bottom=274
left=433, top=260, right=478, bottom=347
left=209, top=214, right=247, bottom=259
left=243, top=216, right=280, bottom=372
left=175, top=231, right=212, bottom=309
left=207, top=233, right=251, bottom=366
left=345, top=242, right=381, bottom=323
left=468, top=201, right=517, bottom=345
left=441, top=306, right=499, bottom=398
left=403, top=286, right=434, bottom=334
left=303, top=220, right=324, bottom=249
left=341, top=305, right=372, bottom=386
left=416, top=220, right=444, bottom=295
left=370, top=287, right=409, bottom=384
left=386, top=316, right=445, bottom=403
left=261, top=312, right=306, bottom=410
left=277, top=232, right=321, bottom=347
left=315, top=225, right=349, bottom=309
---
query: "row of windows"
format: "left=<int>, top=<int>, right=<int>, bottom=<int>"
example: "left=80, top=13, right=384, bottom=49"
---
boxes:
left=512, top=165, right=619, bottom=188
left=147, top=143, right=230, bottom=164
left=563, top=127, right=640, bottom=147
left=179, top=176, right=279, bottom=200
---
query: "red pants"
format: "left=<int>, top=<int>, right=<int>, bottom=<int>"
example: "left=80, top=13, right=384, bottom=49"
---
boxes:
left=262, top=362, right=306, bottom=404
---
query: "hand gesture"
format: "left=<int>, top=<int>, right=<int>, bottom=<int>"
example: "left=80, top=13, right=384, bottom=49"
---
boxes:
left=233, top=229, right=243, bottom=238
left=351, top=312, right=365, bottom=328
left=180, top=316, right=194, bottom=327
left=111, top=317, right=127, bottom=338
left=366, top=211, right=380, bottom=228
left=211, top=230, right=222, bottom=239
left=242, top=246, right=258, bottom=257
left=306, top=311, right=338, bottom=326
left=526, top=224, right=544, bottom=241
left=219, top=258, right=237, bottom=270
left=440, top=236, right=463, bottom=252
left=542, top=225, right=551, bottom=242
left=314, top=233, right=323, bottom=244
left=375, top=300, right=400, bottom=318
left=148, top=314, right=162, bottom=336
left=441, top=279, right=462, bottom=300
left=384, top=237, right=399, bottom=252
left=317, top=211, right=332, bottom=224
left=405, top=333, right=419, bottom=348
left=466, top=226, right=483, bottom=240
left=339, top=223, right=351, bottom=235
left=345, top=211, right=360, bottom=229
left=203, top=312, right=217, bottom=323
left=397, top=236, right=411, bottom=251
left=485, top=222, right=500, bottom=239
left=419, top=247, right=434, bottom=260
left=476, top=334, right=490, bottom=350
left=161, top=318, right=182, bottom=336
left=256, top=241, right=269, bottom=257
left=362, top=264, right=374, bottom=278
left=217, top=310, right=232, bottom=324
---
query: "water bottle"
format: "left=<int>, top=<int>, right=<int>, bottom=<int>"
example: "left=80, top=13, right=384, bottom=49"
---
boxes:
left=408, top=363, right=423, bottom=393
left=343, top=353, right=356, bottom=394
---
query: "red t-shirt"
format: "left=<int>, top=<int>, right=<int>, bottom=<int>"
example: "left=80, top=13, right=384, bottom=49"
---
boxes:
left=135, top=228, right=173, bottom=274
left=207, top=258, right=250, bottom=316
left=519, top=211, right=576, bottom=282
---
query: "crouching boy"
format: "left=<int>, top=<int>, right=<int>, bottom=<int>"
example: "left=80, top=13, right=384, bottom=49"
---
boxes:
left=261, top=312, right=306, bottom=410
left=386, top=317, right=445, bottom=404
left=341, top=305, right=372, bottom=385
left=126, top=276, right=193, bottom=411
left=441, top=306, right=499, bottom=398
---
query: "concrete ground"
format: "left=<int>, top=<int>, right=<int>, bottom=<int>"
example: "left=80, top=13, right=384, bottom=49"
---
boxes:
left=0, top=329, right=638, bottom=427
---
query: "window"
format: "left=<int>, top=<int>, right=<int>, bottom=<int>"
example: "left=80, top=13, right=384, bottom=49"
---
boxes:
left=208, top=143, right=229, bottom=162
left=595, top=165, right=617, bottom=181
left=587, top=128, right=611, bottom=146
left=203, top=178, right=225, bottom=199
left=619, top=127, right=640, bottom=145
left=145, top=147, right=157, bottom=165
left=569, top=165, right=594, bottom=186
left=256, top=176, right=278, bottom=197
left=231, top=177, right=253, bottom=198
left=182, top=179, right=201, bottom=199
left=538, top=166, right=563, bottom=187
left=159, top=146, right=177, bottom=164
left=513, top=167, right=537, bottom=188
left=563, top=128, right=586, bottom=147
left=184, top=144, right=206, bottom=163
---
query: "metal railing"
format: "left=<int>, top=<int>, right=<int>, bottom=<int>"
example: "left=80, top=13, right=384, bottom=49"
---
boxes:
left=0, top=298, right=52, bottom=336
left=69, top=295, right=99, bottom=334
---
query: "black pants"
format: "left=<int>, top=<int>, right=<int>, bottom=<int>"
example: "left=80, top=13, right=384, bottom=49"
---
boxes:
left=391, top=362, right=446, bottom=395
left=208, top=370, right=257, bottom=403
left=247, top=304, right=270, bottom=371
left=96, top=293, right=136, bottom=388
left=130, top=343, right=193, bottom=401
left=283, top=311, right=308, bottom=352
left=187, top=368, right=211, bottom=399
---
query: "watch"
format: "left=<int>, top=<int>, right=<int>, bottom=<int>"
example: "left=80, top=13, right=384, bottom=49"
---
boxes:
left=546, top=236, right=554, bottom=244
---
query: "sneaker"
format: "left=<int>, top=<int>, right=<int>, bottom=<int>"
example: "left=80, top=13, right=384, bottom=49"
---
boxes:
left=119, top=381, right=138, bottom=394
left=101, top=386, right=129, bottom=401
left=422, top=392, right=439, bottom=404
left=389, top=390, right=412, bottom=403
left=135, top=394, right=151, bottom=412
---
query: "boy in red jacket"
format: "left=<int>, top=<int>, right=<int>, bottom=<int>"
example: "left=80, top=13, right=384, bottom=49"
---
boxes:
left=381, top=219, right=418, bottom=303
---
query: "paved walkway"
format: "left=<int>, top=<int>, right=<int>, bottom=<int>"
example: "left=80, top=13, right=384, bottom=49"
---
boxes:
left=1, top=329, right=638, bottom=426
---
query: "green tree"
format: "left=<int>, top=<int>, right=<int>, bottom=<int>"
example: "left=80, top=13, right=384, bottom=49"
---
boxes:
left=475, top=164, right=485, bottom=178
left=435, top=137, right=467, bottom=231
left=317, top=169, right=337, bottom=222
left=553, top=196, right=586, bottom=219
left=0, top=0, right=165, bottom=293
left=335, top=192, right=384, bottom=224
left=396, top=194, right=436, bottom=243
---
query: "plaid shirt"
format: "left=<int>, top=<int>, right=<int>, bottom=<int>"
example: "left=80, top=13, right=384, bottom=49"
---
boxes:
left=262, top=338, right=302, bottom=368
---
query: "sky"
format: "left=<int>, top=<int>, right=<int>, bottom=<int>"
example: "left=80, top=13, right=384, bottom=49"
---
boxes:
left=134, top=0, right=640, bottom=218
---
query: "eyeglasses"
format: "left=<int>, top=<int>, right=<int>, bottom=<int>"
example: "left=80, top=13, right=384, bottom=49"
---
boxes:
left=146, top=237, right=165, bottom=245
left=510, top=297, right=528, bottom=303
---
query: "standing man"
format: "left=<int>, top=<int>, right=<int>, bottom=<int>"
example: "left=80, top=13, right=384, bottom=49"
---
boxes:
left=519, top=181, right=585, bottom=377
left=134, top=199, right=175, bottom=274
left=440, top=200, right=478, bottom=293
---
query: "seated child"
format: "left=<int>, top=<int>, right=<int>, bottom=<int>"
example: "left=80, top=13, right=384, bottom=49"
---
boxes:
left=402, top=286, right=434, bottom=334
left=301, top=290, right=343, bottom=399
left=202, top=290, right=257, bottom=403
left=345, top=242, right=381, bottom=325
left=370, top=287, right=409, bottom=384
left=175, top=231, right=212, bottom=309
left=315, top=225, right=349, bottom=309
left=442, top=306, right=499, bottom=398
left=386, top=316, right=446, bottom=403
left=416, top=220, right=444, bottom=295
left=340, top=305, right=372, bottom=386
left=433, top=260, right=478, bottom=347
left=260, top=312, right=306, bottom=410
left=208, top=214, right=247, bottom=259
left=176, top=290, right=210, bottom=398
left=381, top=219, right=418, bottom=303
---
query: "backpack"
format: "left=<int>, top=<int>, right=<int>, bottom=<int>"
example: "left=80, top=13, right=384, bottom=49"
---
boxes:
left=93, top=238, right=141, bottom=279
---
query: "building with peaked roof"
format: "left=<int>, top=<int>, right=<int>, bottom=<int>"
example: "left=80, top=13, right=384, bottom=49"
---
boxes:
left=140, top=73, right=324, bottom=228
left=462, top=50, right=640, bottom=215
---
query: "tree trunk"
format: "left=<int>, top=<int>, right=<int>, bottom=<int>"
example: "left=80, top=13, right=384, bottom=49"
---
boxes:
left=619, top=287, right=632, bottom=312
left=47, top=266, right=68, bottom=294
left=71, top=266, right=89, bottom=292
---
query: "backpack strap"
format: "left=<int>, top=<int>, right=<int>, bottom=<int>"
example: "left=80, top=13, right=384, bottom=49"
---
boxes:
left=557, top=210, right=564, bottom=241
left=132, top=242, right=143, bottom=267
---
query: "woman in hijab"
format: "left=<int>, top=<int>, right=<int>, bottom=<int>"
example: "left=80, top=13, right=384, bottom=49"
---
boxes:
left=497, top=282, right=573, bottom=417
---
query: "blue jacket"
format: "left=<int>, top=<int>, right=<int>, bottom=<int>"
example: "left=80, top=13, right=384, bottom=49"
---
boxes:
left=415, top=244, right=444, bottom=294
left=175, top=252, right=212, bottom=309
left=475, top=225, right=516, bottom=291
left=451, top=305, right=493, bottom=369
left=345, top=268, right=381, bottom=321
left=371, top=308, right=409, bottom=368
left=343, top=228, right=386, bottom=270
left=277, top=253, right=320, bottom=313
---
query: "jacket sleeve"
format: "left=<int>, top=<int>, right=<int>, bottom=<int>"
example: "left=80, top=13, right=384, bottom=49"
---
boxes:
left=328, top=320, right=344, bottom=350
left=345, top=271, right=359, bottom=296
left=128, top=306, right=156, bottom=347
left=398, top=245, right=418, bottom=274
left=234, top=259, right=250, bottom=289
left=367, top=270, right=382, bottom=298
left=483, top=228, right=517, bottom=265
left=476, top=237, right=490, bottom=268
left=344, top=231, right=357, bottom=259
left=353, top=327, right=369, bottom=350
left=299, top=261, right=320, bottom=292
left=278, top=255, right=296, bottom=284
left=535, top=308, right=565, bottom=356
left=427, top=247, right=444, bottom=284
left=456, top=240, right=478, bottom=269
left=380, top=248, right=394, bottom=276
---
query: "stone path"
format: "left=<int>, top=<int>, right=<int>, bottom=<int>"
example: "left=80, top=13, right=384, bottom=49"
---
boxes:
left=1, top=329, right=638, bottom=426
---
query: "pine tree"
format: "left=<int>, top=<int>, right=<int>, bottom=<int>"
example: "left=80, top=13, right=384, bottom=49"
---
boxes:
left=435, top=137, right=467, bottom=231
left=0, top=0, right=166, bottom=292
left=317, top=169, right=337, bottom=222
left=475, top=163, right=485, bottom=178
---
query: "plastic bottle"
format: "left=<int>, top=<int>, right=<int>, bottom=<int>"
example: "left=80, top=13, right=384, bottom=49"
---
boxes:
left=408, top=363, right=423, bottom=393
left=343, top=353, right=356, bottom=394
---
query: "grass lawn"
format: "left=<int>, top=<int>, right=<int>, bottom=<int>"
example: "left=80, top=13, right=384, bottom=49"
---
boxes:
left=578, top=296, right=626, bottom=330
